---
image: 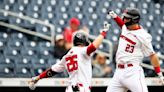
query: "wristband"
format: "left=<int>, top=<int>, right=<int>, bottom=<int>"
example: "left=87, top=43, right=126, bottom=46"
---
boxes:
left=154, top=66, right=161, bottom=74
left=101, top=31, right=107, bottom=37
left=39, top=68, right=57, bottom=79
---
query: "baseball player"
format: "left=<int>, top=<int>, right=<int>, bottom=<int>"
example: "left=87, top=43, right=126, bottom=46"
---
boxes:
left=107, top=8, right=164, bottom=92
left=28, top=22, right=110, bottom=92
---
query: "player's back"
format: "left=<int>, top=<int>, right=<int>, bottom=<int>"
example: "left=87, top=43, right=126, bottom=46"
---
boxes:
left=64, top=46, right=92, bottom=86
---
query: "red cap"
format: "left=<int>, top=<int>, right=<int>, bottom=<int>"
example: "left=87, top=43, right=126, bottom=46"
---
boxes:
left=69, top=17, right=80, bottom=26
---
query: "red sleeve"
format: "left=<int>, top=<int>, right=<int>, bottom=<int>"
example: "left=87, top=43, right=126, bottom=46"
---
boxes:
left=39, top=70, right=48, bottom=79
left=114, top=16, right=124, bottom=28
left=86, top=43, right=96, bottom=56
left=154, top=66, right=161, bottom=74
left=39, top=68, right=57, bottom=79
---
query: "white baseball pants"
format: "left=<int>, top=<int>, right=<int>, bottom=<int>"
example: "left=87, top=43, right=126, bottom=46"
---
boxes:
left=106, top=65, right=148, bottom=92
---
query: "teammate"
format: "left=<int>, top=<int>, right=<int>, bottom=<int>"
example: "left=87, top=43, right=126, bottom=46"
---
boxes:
left=107, top=8, right=164, bottom=92
left=28, top=22, right=110, bottom=92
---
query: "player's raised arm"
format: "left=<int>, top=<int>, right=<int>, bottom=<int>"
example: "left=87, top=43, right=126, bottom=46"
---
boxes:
left=108, top=11, right=124, bottom=28
left=86, top=22, right=110, bottom=56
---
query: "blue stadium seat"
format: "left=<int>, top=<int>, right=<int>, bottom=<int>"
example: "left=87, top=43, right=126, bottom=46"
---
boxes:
left=15, top=65, right=32, bottom=77
left=0, top=32, right=8, bottom=41
left=23, top=41, right=38, bottom=50
left=21, top=47, right=38, bottom=56
left=33, top=65, right=48, bottom=76
left=35, top=23, right=51, bottom=34
left=0, top=41, right=6, bottom=55
left=4, top=47, right=20, bottom=57
left=39, top=41, right=54, bottom=51
left=15, top=56, right=33, bottom=68
left=99, top=43, right=110, bottom=53
left=31, top=57, right=50, bottom=68
left=48, top=58, right=57, bottom=65
left=17, top=0, right=29, bottom=5
left=1, top=56, right=16, bottom=67
left=7, top=40, right=23, bottom=50
left=0, top=64, right=15, bottom=77
left=23, top=20, right=36, bottom=28
left=10, top=33, right=27, bottom=42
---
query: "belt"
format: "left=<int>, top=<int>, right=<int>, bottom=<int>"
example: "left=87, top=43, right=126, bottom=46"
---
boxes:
left=117, top=63, right=133, bottom=69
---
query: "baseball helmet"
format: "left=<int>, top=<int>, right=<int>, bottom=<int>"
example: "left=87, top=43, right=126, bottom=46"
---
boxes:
left=73, top=31, right=90, bottom=46
left=122, top=8, right=140, bottom=26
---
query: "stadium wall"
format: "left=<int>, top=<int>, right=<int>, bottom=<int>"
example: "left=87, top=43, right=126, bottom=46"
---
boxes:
left=0, top=78, right=164, bottom=92
left=0, top=86, right=164, bottom=92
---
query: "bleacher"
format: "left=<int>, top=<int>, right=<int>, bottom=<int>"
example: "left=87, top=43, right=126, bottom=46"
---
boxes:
left=0, top=0, right=163, bottom=78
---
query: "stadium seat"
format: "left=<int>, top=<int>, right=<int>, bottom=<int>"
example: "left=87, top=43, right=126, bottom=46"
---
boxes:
left=0, top=41, right=6, bottom=55
left=0, top=64, right=15, bottom=77
left=33, top=65, right=47, bottom=76
left=7, top=40, right=23, bottom=50
left=48, top=58, right=57, bottom=65
left=15, top=65, right=32, bottom=77
left=1, top=56, right=16, bottom=67
left=4, top=47, right=20, bottom=57
left=17, top=0, right=29, bottom=5
left=15, top=56, right=33, bottom=68
left=10, top=33, right=27, bottom=41
left=21, top=47, right=38, bottom=56
left=23, top=41, right=38, bottom=50
left=0, top=32, right=8, bottom=41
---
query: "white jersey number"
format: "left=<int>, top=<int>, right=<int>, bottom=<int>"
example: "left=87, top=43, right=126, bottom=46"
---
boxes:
left=65, top=55, right=78, bottom=72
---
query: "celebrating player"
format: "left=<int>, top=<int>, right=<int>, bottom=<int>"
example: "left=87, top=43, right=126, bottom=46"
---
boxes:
left=28, top=22, right=110, bottom=92
left=107, top=7, right=164, bottom=92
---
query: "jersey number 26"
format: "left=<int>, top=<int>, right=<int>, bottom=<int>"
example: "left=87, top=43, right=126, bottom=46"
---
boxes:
left=66, top=55, right=78, bottom=72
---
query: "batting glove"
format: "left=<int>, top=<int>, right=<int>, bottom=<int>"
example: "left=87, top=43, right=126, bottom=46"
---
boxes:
left=157, top=72, right=164, bottom=85
left=100, top=22, right=110, bottom=37
left=28, top=76, right=40, bottom=90
left=108, top=11, right=117, bottom=18
left=102, top=21, right=111, bottom=32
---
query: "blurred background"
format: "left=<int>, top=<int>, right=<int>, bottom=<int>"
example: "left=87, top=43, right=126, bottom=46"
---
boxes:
left=0, top=0, right=163, bottom=92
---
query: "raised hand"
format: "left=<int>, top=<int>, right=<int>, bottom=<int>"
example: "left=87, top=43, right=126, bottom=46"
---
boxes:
left=108, top=10, right=117, bottom=18
left=158, top=73, right=164, bottom=85
left=100, top=22, right=111, bottom=33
